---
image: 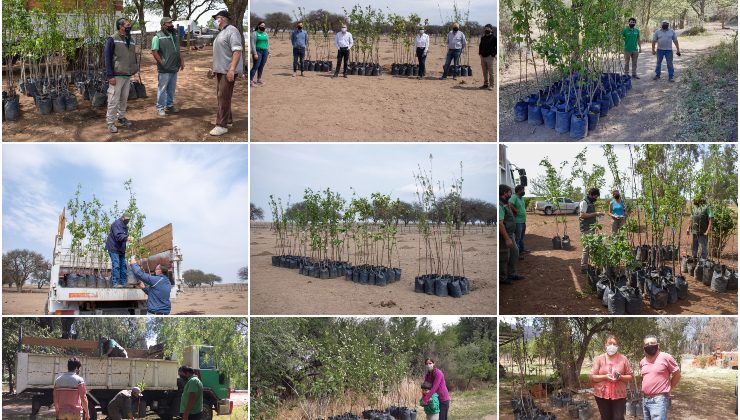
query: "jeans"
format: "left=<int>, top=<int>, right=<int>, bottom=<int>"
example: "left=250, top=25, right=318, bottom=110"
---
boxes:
left=416, top=47, right=427, bottom=77
left=250, top=48, right=268, bottom=81
left=691, top=233, right=709, bottom=259
left=156, top=72, right=178, bottom=111
left=442, top=49, right=461, bottom=78
left=595, top=396, right=626, bottom=420
left=293, top=47, right=305, bottom=73
left=655, top=49, right=674, bottom=79
left=642, top=394, right=670, bottom=420
left=438, top=400, right=449, bottom=420
left=335, top=47, right=350, bottom=75
left=109, top=251, right=127, bottom=286
left=624, top=51, right=639, bottom=75
left=515, top=222, right=526, bottom=252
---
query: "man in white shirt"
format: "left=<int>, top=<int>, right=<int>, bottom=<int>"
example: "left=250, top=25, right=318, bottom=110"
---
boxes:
left=441, top=23, right=467, bottom=80
left=415, top=26, right=430, bottom=79
left=332, top=25, right=354, bottom=79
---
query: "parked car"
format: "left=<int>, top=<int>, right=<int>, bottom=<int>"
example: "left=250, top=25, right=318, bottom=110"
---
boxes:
left=534, top=198, right=580, bottom=215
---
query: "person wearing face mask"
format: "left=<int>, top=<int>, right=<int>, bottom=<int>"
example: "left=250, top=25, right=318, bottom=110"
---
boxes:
left=652, top=20, right=680, bottom=82
left=509, top=185, right=528, bottom=256
left=479, top=24, right=496, bottom=90
left=152, top=17, right=184, bottom=117
left=291, top=21, right=308, bottom=77
left=590, top=335, right=633, bottom=420
left=415, top=26, right=430, bottom=79
left=211, top=10, right=243, bottom=136
left=579, top=188, right=605, bottom=270
left=332, top=25, right=354, bottom=79
left=687, top=197, right=713, bottom=260
left=104, top=18, right=137, bottom=133
left=639, top=335, right=680, bottom=420
left=179, top=365, right=204, bottom=420
left=608, top=190, right=627, bottom=234
left=422, top=358, right=451, bottom=420
left=250, top=21, right=270, bottom=87
left=622, top=18, right=641, bottom=79
left=499, top=184, right=523, bottom=285
left=440, top=23, right=467, bottom=80
left=53, top=358, right=90, bottom=420
left=106, top=213, right=132, bottom=288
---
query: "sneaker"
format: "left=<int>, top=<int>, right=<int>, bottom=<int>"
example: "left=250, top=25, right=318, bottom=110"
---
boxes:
left=487, top=86, right=494, bottom=91
left=343, top=74, right=348, bottom=78
left=292, top=73, right=296, bottom=77
left=166, top=106, right=180, bottom=113
left=300, top=72, right=305, bottom=76
left=452, top=77, right=457, bottom=80
left=440, top=76, right=447, bottom=80
left=250, top=81, right=257, bottom=87
left=632, top=74, right=640, bottom=79
left=118, top=117, right=132, bottom=127
left=332, top=74, right=338, bottom=79
left=113, top=284, right=123, bottom=288
left=209, top=125, right=228, bottom=136
left=653, top=75, right=660, bottom=80
left=107, top=123, right=118, bottom=133
left=256, top=79, right=264, bottom=85
left=479, top=84, right=489, bottom=89
left=668, top=78, right=675, bottom=82
left=157, top=109, right=166, bottom=117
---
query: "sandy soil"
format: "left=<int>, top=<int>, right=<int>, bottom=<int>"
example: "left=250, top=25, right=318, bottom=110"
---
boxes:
left=500, top=212, right=738, bottom=315
left=1, top=283, right=247, bottom=315
left=250, top=224, right=496, bottom=315
left=499, top=23, right=737, bottom=141
left=2, top=47, right=247, bottom=141
left=250, top=35, right=496, bottom=141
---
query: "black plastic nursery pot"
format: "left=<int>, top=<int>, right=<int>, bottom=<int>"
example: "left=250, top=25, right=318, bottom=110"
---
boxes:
left=133, top=81, right=147, bottom=98
left=710, top=264, right=728, bottom=293
left=36, top=95, right=53, bottom=115
left=128, top=83, right=139, bottom=100
left=64, top=92, right=78, bottom=111
left=51, top=94, right=66, bottom=113
left=4, top=93, right=20, bottom=121
left=702, top=261, right=714, bottom=286
left=91, top=90, right=107, bottom=107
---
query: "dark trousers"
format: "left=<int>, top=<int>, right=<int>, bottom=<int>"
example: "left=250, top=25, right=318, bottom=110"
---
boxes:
left=438, top=400, right=450, bottom=420
left=181, top=412, right=203, bottom=420
left=334, top=48, right=350, bottom=75
left=595, top=396, right=626, bottom=420
left=416, top=47, right=427, bottom=77
left=293, top=47, right=305, bottom=73
left=215, top=73, right=235, bottom=128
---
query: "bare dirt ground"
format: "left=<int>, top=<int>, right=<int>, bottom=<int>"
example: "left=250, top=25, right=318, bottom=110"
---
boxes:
left=2, top=283, right=247, bottom=315
left=250, top=223, right=496, bottom=315
left=500, top=212, right=738, bottom=315
left=499, top=23, right=737, bottom=141
left=250, top=35, right=496, bottom=141
left=2, top=47, right=247, bottom=141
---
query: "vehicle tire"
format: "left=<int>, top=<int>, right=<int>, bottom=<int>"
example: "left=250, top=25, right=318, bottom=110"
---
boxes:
left=544, top=207, right=553, bottom=215
left=88, top=398, right=98, bottom=420
left=201, top=404, right=214, bottom=420
left=573, top=207, right=579, bottom=214
left=31, top=395, right=43, bottom=415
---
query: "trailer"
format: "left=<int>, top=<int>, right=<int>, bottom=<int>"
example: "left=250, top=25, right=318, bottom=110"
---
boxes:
left=47, top=209, right=184, bottom=315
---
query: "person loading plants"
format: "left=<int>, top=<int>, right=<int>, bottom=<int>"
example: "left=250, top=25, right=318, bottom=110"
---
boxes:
left=100, top=336, right=128, bottom=358
left=687, top=196, right=713, bottom=260
left=415, top=25, right=430, bottom=79
left=589, top=334, right=633, bottom=420
left=250, top=21, right=269, bottom=87
left=210, top=10, right=243, bottom=137
left=622, top=18, right=641, bottom=79
left=130, top=257, right=172, bottom=315
left=332, top=25, right=354, bottom=79
left=291, top=21, right=308, bottom=77
left=152, top=17, right=184, bottom=117
left=422, top=358, right=450, bottom=420
left=440, top=23, right=467, bottom=80
left=53, top=358, right=90, bottom=420
left=510, top=184, right=529, bottom=257
left=419, top=381, right=440, bottom=420
left=179, top=365, right=204, bottom=420
left=106, top=213, right=131, bottom=287
left=652, top=20, right=680, bottom=82
left=104, top=18, right=137, bottom=134
left=106, top=387, right=142, bottom=420
left=479, top=24, right=496, bottom=90
left=499, top=184, right=524, bottom=285
left=608, top=190, right=627, bottom=234
left=579, top=188, right=605, bottom=271
left=639, top=335, right=680, bottom=419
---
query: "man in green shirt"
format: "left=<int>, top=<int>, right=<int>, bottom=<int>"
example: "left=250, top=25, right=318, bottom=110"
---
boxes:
left=499, top=184, right=524, bottom=285
left=622, top=17, right=641, bottom=79
left=687, top=197, right=713, bottom=259
left=179, top=365, right=204, bottom=420
left=510, top=185, right=529, bottom=256
left=152, top=17, right=184, bottom=117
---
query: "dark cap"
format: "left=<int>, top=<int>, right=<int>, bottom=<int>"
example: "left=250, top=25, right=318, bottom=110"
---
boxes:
left=179, top=365, right=194, bottom=374
left=484, top=23, right=493, bottom=29
left=213, top=10, right=231, bottom=20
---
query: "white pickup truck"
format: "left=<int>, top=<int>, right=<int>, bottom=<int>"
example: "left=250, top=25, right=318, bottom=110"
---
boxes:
left=534, top=197, right=581, bottom=215
left=46, top=209, right=183, bottom=315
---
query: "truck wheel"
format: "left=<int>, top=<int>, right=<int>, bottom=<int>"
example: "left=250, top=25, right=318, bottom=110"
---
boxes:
left=31, top=395, right=43, bottom=415
left=544, top=207, right=553, bottom=215
left=88, top=398, right=98, bottom=420
left=201, top=404, right=214, bottom=420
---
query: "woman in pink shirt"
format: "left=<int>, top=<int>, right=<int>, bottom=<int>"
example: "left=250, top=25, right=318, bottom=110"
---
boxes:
left=589, top=335, right=634, bottom=420
left=421, top=358, right=450, bottom=420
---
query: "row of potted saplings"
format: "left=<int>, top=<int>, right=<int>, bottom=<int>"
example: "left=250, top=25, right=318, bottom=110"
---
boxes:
left=681, top=255, right=738, bottom=293
left=390, top=63, right=473, bottom=77
left=272, top=254, right=402, bottom=287
left=322, top=405, right=418, bottom=420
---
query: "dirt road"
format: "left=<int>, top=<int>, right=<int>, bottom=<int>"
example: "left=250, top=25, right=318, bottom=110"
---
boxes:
left=250, top=36, right=496, bottom=141
left=499, top=23, right=737, bottom=141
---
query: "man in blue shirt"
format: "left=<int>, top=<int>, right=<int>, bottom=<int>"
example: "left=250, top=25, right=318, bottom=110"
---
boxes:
left=130, top=257, right=172, bottom=315
left=291, top=21, right=308, bottom=77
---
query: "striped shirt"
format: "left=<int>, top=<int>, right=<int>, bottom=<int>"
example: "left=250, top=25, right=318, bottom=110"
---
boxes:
left=53, top=372, right=86, bottom=414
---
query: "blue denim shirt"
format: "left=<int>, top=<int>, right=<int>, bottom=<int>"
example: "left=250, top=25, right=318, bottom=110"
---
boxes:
left=131, top=263, right=171, bottom=314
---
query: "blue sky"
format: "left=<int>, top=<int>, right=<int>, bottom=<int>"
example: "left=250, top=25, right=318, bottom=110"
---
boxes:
left=251, top=144, right=497, bottom=221
left=3, top=144, right=248, bottom=282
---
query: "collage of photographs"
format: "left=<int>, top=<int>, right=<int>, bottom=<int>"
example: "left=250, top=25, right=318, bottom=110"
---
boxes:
left=0, top=0, right=737, bottom=419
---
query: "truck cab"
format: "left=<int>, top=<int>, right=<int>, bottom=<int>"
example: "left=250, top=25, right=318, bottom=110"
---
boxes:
left=182, top=345, right=233, bottom=419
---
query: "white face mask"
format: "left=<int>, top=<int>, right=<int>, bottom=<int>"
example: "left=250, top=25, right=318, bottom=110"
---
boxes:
left=606, top=344, right=618, bottom=356
left=419, top=30, right=424, bottom=34
left=426, top=363, right=434, bottom=371
left=341, top=28, right=347, bottom=33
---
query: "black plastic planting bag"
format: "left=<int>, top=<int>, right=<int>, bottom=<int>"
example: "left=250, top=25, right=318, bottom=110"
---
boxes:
left=596, top=278, right=608, bottom=300
left=710, top=264, right=728, bottom=292
left=694, top=259, right=704, bottom=281
left=608, top=287, right=626, bottom=315
left=345, top=267, right=353, bottom=280
left=675, top=276, right=689, bottom=299
left=648, top=280, right=669, bottom=309
left=621, top=286, right=642, bottom=314
left=424, top=276, right=435, bottom=295
left=393, top=267, right=402, bottom=281
left=448, top=278, right=462, bottom=297
left=414, top=276, right=425, bottom=293
left=375, top=270, right=387, bottom=286
left=434, top=277, right=449, bottom=297
left=727, top=269, right=738, bottom=291
left=602, top=284, right=613, bottom=307
left=702, top=261, right=714, bottom=286
left=460, top=277, right=470, bottom=295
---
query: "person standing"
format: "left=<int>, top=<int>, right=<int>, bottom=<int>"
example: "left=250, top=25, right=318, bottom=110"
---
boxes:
left=250, top=21, right=269, bottom=87
left=623, top=18, right=641, bottom=79
left=152, top=17, right=183, bottom=117
left=652, top=20, right=680, bottom=82
left=106, top=387, right=143, bottom=420
left=687, top=197, right=713, bottom=259
left=180, top=365, right=204, bottom=420
left=104, top=18, right=137, bottom=134
left=590, top=335, right=633, bottom=420
left=479, top=24, right=496, bottom=90
left=579, top=188, right=605, bottom=270
left=210, top=10, right=243, bottom=137
left=499, top=184, right=524, bottom=285
left=422, top=358, right=450, bottom=420
left=106, top=213, right=131, bottom=288
left=440, top=23, right=466, bottom=80
left=291, top=21, right=308, bottom=77
left=415, top=26, right=430, bottom=79
left=640, top=335, right=681, bottom=420
left=130, top=257, right=172, bottom=315
left=332, top=25, right=354, bottom=79
left=608, top=190, right=627, bottom=234
left=53, top=358, right=90, bottom=420
left=509, top=185, right=528, bottom=255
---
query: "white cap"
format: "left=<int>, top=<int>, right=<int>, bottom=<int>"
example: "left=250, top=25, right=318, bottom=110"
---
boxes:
left=661, top=19, right=669, bottom=24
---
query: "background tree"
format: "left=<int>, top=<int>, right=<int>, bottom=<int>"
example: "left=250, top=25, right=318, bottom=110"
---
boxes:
left=251, top=203, right=265, bottom=220
left=237, top=266, right=248, bottom=282
left=264, top=12, right=293, bottom=36
left=3, top=249, right=50, bottom=292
